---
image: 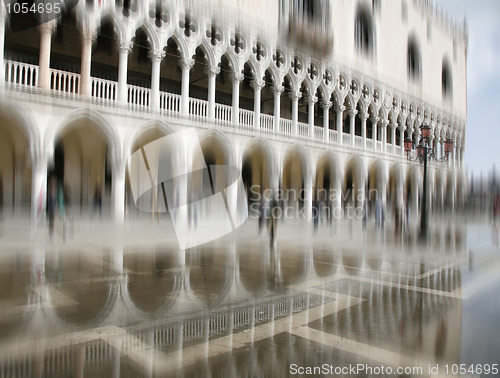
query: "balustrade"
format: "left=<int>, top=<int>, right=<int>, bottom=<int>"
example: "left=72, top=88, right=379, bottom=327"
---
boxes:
left=160, top=92, right=181, bottom=112
left=355, top=136, right=363, bottom=147
left=4, top=59, right=409, bottom=158
left=260, top=113, right=274, bottom=131
left=127, top=84, right=151, bottom=107
left=91, top=77, right=116, bottom=101
left=215, top=103, right=232, bottom=122
left=328, top=130, right=337, bottom=143
left=279, top=119, right=293, bottom=134
left=50, top=68, right=80, bottom=94
left=189, top=97, right=208, bottom=118
left=314, top=127, right=323, bottom=140
left=239, top=108, right=254, bottom=129
left=4, top=60, right=38, bottom=87
left=298, top=122, right=309, bottom=137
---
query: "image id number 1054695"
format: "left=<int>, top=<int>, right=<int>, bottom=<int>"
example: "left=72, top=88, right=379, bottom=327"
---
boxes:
left=4, top=1, right=62, bottom=15
left=444, top=364, right=498, bottom=375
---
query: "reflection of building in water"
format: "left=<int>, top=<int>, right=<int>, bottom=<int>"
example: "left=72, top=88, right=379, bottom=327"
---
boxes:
left=0, top=0, right=466, bottom=224
left=0, top=241, right=464, bottom=376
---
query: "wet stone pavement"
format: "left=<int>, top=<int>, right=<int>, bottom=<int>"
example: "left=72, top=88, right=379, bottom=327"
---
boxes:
left=0, top=218, right=499, bottom=377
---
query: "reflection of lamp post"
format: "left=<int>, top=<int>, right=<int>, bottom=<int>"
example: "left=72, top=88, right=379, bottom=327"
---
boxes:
left=404, top=124, right=453, bottom=240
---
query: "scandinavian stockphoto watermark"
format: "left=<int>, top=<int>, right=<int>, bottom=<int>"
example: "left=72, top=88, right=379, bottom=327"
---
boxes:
left=127, top=129, right=248, bottom=249
left=289, top=363, right=499, bottom=376
left=247, top=185, right=381, bottom=221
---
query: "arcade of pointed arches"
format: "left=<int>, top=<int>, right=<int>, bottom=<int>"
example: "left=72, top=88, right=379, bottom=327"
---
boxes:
left=0, top=103, right=465, bottom=223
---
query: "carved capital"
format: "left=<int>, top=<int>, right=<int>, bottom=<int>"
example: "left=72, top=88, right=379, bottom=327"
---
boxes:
left=321, top=101, right=333, bottom=110
left=335, top=105, right=346, bottom=113
left=118, top=41, right=134, bottom=54
left=289, top=90, right=302, bottom=101
left=206, top=65, right=221, bottom=76
left=250, top=79, right=266, bottom=90
left=358, top=111, right=368, bottom=121
left=178, top=57, right=195, bottom=70
left=39, top=20, right=57, bottom=34
left=232, top=72, right=244, bottom=83
left=81, top=28, right=97, bottom=44
left=149, top=49, right=166, bottom=63
left=307, top=96, right=318, bottom=106
left=273, top=85, right=285, bottom=95
left=348, top=109, right=358, bottom=117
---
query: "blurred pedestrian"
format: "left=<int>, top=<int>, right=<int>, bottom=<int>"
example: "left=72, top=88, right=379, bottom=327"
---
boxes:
left=92, top=180, right=102, bottom=220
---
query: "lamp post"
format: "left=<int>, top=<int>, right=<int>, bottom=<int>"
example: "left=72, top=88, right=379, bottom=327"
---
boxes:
left=404, top=124, right=453, bottom=240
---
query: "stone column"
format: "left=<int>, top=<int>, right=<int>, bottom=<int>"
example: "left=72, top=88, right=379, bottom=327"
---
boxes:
left=390, top=121, right=397, bottom=153
left=251, top=79, right=265, bottom=128
left=380, top=120, right=389, bottom=153
left=291, top=90, right=301, bottom=136
left=112, top=154, right=126, bottom=224
left=322, top=101, right=332, bottom=142
left=117, top=41, right=133, bottom=102
left=308, top=96, right=317, bottom=138
left=80, top=30, right=95, bottom=96
left=336, top=105, right=345, bottom=145
left=207, top=65, right=220, bottom=119
left=231, top=72, right=244, bottom=124
left=273, top=85, right=284, bottom=132
left=38, top=21, right=56, bottom=89
left=359, top=111, right=367, bottom=149
left=399, top=126, right=405, bottom=157
left=179, top=57, right=194, bottom=114
left=372, top=117, right=378, bottom=150
left=149, top=49, right=165, bottom=109
left=349, top=109, right=357, bottom=146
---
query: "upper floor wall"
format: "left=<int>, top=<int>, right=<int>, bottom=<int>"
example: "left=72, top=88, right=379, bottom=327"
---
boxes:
left=1, top=0, right=467, bottom=129
left=277, top=0, right=467, bottom=121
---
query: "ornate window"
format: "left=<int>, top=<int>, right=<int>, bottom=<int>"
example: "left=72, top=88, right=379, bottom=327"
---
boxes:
left=355, top=8, right=374, bottom=55
left=149, top=1, right=168, bottom=28
left=115, top=0, right=137, bottom=17
left=407, top=36, right=421, bottom=81
left=442, top=58, right=453, bottom=99
left=279, top=0, right=332, bottom=55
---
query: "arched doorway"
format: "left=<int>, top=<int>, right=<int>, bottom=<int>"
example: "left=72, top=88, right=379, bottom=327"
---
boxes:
left=0, top=110, right=32, bottom=215
left=52, top=117, right=114, bottom=219
left=343, top=157, right=364, bottom=212
left=282, top=147, right=308, bottom=217
left=367, top=160, right=385, bottom=222
left=315, top=152, right=339, bottom=223
left=241, top=140, right=274, bottom=217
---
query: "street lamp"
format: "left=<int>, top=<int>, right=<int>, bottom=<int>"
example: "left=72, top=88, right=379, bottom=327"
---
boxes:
left=404, top=124, right=453, bottom=240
